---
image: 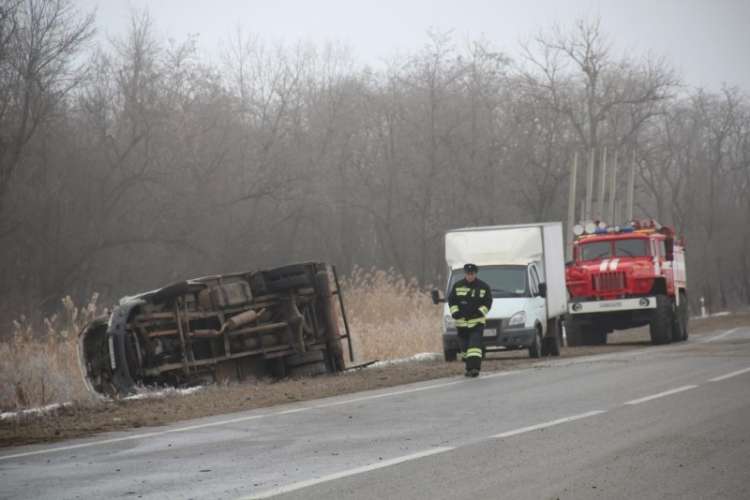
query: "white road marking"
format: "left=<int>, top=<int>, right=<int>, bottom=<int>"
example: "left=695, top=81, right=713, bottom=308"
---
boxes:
left=700, top=327, right=741, bottom=343
left=240, top=446, right=454, bottom=499
left=624, top=385, right=698, bottom=405
left=0, top=372, right=519, bottom=462
left=491, top=410, right=606, bottom=439
left=708, top=367, right=750, bottom=382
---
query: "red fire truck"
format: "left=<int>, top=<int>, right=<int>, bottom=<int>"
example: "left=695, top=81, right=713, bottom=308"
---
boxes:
left=565, top=220, right=688, bottom=346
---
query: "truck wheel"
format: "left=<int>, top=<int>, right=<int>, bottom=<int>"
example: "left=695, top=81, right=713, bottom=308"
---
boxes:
left=286, top=350, right=325, bottom=367
left=680, top=292, right=689, bottom=341
left=565, top=319, right=583, bottom=347
left=529, top=327, right=543, bottom=358
left=288, top=361, right=328, bottom=378
left=444, top=349, right=458, bottom=362
left=649, top=295, right=673, bottom=345
left=542, top=320, right=561, bottom=356
left=672, top=291, right=689, bottom=342
left=584, top=328, right=607, bottom=345
left=314, top=271, right=346, bottom=372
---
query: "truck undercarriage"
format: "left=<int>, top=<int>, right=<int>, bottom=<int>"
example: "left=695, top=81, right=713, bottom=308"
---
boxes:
left=78, top=262, right=353, bottom=397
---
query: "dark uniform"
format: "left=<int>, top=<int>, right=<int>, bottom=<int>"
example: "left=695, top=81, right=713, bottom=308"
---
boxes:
left=448, top=264, right=493, bottom=377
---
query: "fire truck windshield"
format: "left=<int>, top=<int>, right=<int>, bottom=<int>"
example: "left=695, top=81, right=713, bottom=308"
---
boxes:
left=580, top=241, right=610, bottom=261
left=579, top=238, right=650, bottom=261
left=615, top=238, right=648, bottom=257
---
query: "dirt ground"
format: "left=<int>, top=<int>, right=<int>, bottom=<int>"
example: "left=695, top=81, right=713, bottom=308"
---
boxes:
left=2, top=313, right=748, bottom=448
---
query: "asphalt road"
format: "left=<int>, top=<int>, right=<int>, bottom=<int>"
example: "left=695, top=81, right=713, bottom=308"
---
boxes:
left=2, top=327, right=749, bottom=500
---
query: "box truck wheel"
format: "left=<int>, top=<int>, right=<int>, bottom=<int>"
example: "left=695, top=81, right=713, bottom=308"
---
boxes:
left=649, top=295, right=674, bottom=345
left=529, top=327, right=543, bottom=358
left=444, top=349, right=458, bottom=362
left=542, top=319, right=561, bottom=356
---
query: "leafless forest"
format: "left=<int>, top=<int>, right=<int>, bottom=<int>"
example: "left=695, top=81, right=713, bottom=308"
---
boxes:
left=1, top=1, right=749, bottom=333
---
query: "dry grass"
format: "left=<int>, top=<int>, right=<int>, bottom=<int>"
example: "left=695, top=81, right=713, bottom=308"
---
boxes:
left=0, top=295, right=100, bottom=411
left=0, top=270, right=442, bottom=412
left=341, top=267, right=442, bottom=362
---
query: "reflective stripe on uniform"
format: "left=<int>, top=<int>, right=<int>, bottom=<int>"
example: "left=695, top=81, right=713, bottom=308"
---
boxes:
left=478, top=305, right=489, bottom=316
left=455, top=286, right=470, bottom=296
left=455, top=317, right=487, bottom=327
left=479, top=289, right=486, bottom=298
left=450, top=305, right=459, bottom=314
left=465, top=347, right=482, bottom=358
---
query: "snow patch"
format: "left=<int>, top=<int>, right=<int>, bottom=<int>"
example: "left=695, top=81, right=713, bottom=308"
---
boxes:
left=368, top=352, right=442, bottom=368
left=0, top=402, right=71, bottom=421
left=123, top=386, right=204, bottom=401
left=0, top=386, right=203, bottom=420
left=692, top=311, right=731, bottom=319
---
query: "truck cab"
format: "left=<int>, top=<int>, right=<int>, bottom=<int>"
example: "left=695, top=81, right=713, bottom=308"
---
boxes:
left=565, top=220, right=688, bottom=346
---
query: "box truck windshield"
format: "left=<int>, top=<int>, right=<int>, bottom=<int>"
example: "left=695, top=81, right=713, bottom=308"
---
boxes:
left=448, top=265, right=528, bottom=298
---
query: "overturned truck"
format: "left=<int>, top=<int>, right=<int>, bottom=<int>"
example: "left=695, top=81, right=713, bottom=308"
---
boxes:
left=79, top=262, right=353, bottom=397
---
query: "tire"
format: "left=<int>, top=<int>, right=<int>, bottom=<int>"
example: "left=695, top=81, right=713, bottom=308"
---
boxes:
left=584, top=328, right=607, bottom=345
left=314, top=271, right=346, bottom=372
left=672, top=291, right=689, bottom=342
left=649, top=294, right=674, bottom=345
left=268, top=358, right=287, bottom=378
left=542, top=320, right=561, bottom=357
left=565, top=319, right=584, bottom=347
left=288, top=361, right=328, bottom=378
left=529, top=327, right=543, bottom=358
left=286, top=350, right=325, bottom=368
left=444, top=349, right=458, bottom=362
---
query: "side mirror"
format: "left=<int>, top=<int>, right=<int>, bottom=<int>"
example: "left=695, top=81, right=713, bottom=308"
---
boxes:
left=431, top=289, right=444, bottom=304
left=538, top=283, right=547, bottom=298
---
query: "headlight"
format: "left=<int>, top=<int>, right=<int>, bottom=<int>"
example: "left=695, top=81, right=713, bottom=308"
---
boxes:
left=508, top=311, right=526, bottom=327
left=444, top=315, right=456, bottom=329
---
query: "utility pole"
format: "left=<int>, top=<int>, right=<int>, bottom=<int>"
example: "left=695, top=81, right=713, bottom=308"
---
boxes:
left=597, top=146, right=607, bottom=221
left=608, top=150, right=618, bottom=224
left=626, top=150, right=636, bottom=221
left=585, top=148, right=595, bottom=220
left=566, top=152, right=578, bottom=260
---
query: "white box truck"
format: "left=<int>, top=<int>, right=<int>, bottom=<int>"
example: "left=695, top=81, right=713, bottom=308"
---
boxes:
left=431, top=222, right=567, bottom=360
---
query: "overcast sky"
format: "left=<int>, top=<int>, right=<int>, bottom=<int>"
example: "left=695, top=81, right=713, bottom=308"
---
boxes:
left=75, top=0, right=749, bottom=92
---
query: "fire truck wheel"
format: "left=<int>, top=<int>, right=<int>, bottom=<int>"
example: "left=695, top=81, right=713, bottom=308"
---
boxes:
left=672, top=292, right=689, bottom=341
left=529, top=327, right=543, bottom=358
left=649, top=295, right=674, bottom=345
left=584, top=328, right=607, bottom=345
left=680, top=292, right=689, bottom=340
left=565, top=319, right=584, bottom=347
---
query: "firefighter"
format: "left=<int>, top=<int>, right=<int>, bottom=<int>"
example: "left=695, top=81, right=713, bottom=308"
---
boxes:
left=448, top=263, right=492, bottom=377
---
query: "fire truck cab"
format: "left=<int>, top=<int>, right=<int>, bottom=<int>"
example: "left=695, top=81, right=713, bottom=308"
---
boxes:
left=565, top=220, right=688, bottom=346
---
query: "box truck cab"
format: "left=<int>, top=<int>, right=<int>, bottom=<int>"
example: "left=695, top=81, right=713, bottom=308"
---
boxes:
left=432, top=223, right=567, bottom=360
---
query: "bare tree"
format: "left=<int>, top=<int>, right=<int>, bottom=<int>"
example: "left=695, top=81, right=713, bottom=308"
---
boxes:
left=0, top=0, right=94, bottom=218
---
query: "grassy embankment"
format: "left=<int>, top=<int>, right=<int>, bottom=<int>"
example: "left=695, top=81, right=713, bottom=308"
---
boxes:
left=0, top=268, right=442, bottom=412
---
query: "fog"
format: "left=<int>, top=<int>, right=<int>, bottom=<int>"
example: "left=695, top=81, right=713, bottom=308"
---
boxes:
left=1, top=1, right=749, bottom=333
